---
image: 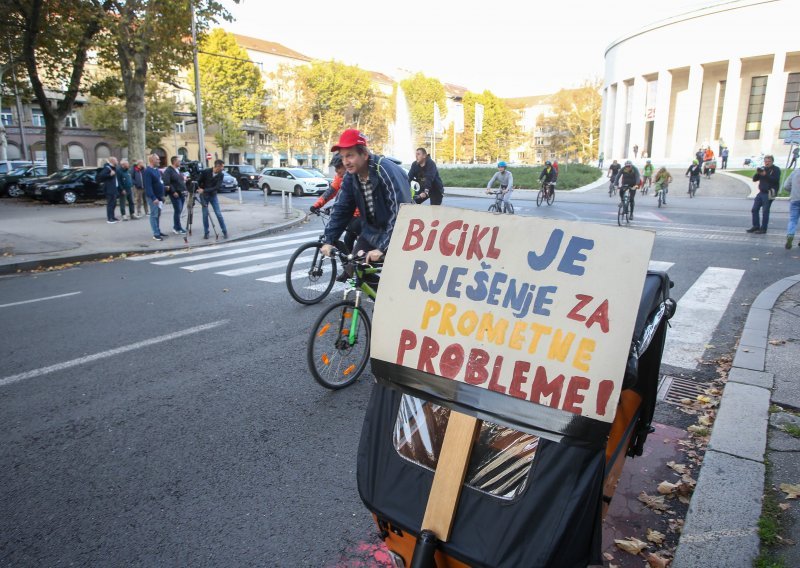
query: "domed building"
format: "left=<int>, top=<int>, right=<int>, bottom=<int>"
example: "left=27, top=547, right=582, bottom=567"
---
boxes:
left=600, top=0, right=799, bottom=166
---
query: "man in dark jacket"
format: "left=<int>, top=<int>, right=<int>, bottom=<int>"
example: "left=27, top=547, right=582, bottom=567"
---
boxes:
left=163, top=156, right=187, bottom=235
left=321, top=129, right=411, bottom=262
left=198, top=159, right=228, bottom=239
left=408, top=147, right=444, bottom=205
left=144, top=154, right=166, bottom=240
left=132, top=160, right=148, bottom=217
left=117, top=159, right=134, bottom=220
left=748, top=155, right=781, bottom=234
left=98, top=157, right=120, bottom=223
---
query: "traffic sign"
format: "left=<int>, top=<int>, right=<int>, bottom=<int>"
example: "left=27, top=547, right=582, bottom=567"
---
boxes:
left=206, top=152, right=212, bottom=160
left=783, top=130, right=800, bottom=144
left=173, top=111, right=197, bottom=117
left=789, top=115, right=800, bottom=130
left=185, top=119, right=197, bottom=125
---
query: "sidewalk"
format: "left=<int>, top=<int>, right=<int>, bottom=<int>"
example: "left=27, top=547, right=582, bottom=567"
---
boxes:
left=0, top=195, right=306, bottom=274
left=672, top=276, right=800, bottom=568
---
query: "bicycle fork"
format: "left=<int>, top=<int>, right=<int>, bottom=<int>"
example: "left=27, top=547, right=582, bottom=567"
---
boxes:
left=348, top=291, right=362, bottom=346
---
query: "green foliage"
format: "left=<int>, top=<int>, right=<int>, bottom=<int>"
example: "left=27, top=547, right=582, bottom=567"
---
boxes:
left=540, top=80, right=602, bottom=163
left=262, top=65, right=308, bottom=154
left=439, top=164, right=600, bottom=190
left=213, top=116, right=245, bottom=156
left=462, top=91, right=521, bottom=163
left=399, top=73, right=447, bottom=148
left=192, top=28, right=265, bottom=126
left=782, top=424, right=800, bottom=438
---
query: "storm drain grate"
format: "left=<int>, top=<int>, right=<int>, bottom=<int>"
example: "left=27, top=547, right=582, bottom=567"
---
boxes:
left=657, top=375, right=710, bottom=406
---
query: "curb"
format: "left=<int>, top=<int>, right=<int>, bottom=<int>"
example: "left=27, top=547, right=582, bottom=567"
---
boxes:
left=0, top=209, right=308, bottom=276
left=443, top=174, right=608, bottom=200
left=672, top=273, right=800, bottom=568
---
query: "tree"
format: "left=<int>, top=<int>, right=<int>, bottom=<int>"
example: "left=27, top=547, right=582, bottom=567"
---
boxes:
left=462, top=91, right=520, bottom=163
left=97, top=1, right=233, bottom=165
left=262, top=64, right=308, bottom=164
left=7, top=0, right=105, bottom=173
left=295, top=60, right=376, bottom=161
left=189, top=27, right=264, bottom=158
left=84, top=78, right=177, bottom=149
left=540, top=80, right=602, bottom=163
left=399, top=73, right=446, bottom=148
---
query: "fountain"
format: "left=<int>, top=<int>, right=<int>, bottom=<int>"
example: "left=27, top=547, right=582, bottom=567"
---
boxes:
left=389, top=85, right=415, bottom=165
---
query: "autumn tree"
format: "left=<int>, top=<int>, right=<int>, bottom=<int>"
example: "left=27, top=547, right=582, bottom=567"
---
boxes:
left=541, top=80, right=602, bottom=163
left=462, top=91, right=520, bottom=163
left=97, top=1, right=233, bottom=165
left=399, top=73, right=447, bottom=148
left=7, top=0, right=105, bottom=173
left=262, top=65, right=308, bottom=164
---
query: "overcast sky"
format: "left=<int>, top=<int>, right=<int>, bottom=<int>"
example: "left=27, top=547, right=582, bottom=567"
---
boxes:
left=219, top=0, right=713, bottom=98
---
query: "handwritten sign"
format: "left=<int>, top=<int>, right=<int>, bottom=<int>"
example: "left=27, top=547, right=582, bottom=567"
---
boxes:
left=371, top=207, right=654, bottom=425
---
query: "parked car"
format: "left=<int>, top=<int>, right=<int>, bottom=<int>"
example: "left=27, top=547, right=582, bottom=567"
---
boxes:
left=223, top=164, right=259, bottom=190
left=38, top=167, right=104, bottom=204
left=0, top=160, right=45, bottom=176
left=220, top=171, right=239, bottom=192
left=300, top=166, right=333, bottom=181
left=1, top=164, right=49, bottom=197
left=257, top=167, right=329, bottom=196
left=21, top=168, right=75, bottom=199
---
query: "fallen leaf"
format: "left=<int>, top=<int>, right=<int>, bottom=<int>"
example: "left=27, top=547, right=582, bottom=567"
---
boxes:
left=751, top=257, right=759, bottom=261
left=603, top=552, right=615, bottom=561
left=647, top=529, right=666, bottom=544
left=705, top=344, right=715, bottom=349
left=780, top=483, right=800, bottom=499
left=646, top=552, right=671, bottom=568
left=741, top=302, right=751, bottom=306
left=667, top=461, right=688, bottom=474
left=222, top=288, right=229, bottom=293
left=615, top=537, right=648, bottom=555
left=658, top=481, right=679, bottom=495
left=687, top=425, right=708, bottom=436
left=698, top=415, right=713, bottom=426
left=678, top=495, right=691, bottom=504
left=779, top=503, right=791, bottom=511
left=639, top=492, right=670, bottom=512
left=696, top=395, right=712, bottom=404
left=680, top=398, right=693, bottom=405
left=769, top=339, right=786, bottom=346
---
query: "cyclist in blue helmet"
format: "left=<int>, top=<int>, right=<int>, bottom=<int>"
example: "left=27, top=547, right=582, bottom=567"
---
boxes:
left=487, top=161, right=514, bottom=212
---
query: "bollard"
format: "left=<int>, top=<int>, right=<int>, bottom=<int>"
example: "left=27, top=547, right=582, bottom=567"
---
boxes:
left=237, top=186, right=243, bottom=204
left=263, top=187, right=268, bottom=206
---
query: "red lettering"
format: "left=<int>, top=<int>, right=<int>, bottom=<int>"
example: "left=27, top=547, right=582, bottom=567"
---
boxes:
left=530, top=366, right=564, bottom=408
left=567, top=294, right=592, bottom=323
left=596, top=379, right=615, bottom=416
left=486, top=226, right=502, bottom=259
left=585, top=300, right=610, bottom=333
left=464, top=348, right=490, bottom=385
left=508, top=361, right=531, bottom=399
left=417, top=335, right=440, bottom=374
left=438, top=220, right=462, bottom=256
left=396, top=329, right=417, bottom=365
left=402, top=219, right=425, bottom=251
left=440, top=343, right=465, bottom=379
left=487, top=356, right=506, bottom=393
left=466, top=225, right=489, bottom=261
left=563, top=376, right=590, bottom=414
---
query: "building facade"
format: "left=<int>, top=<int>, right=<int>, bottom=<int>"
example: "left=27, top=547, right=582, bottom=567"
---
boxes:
left=601, top=0, right=800, bottom=166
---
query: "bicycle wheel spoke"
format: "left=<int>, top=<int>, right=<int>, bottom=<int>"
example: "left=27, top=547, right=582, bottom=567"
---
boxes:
left=286, top=242, right=336, bottom=305
left=308, top=302, right=371, bottom=389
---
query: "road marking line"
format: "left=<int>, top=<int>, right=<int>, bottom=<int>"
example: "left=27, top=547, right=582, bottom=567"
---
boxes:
left=0, top=320, right=229, bottom=388
left=259, top=270, right=309, bottom=283
left=153, top=236, right=312, bottom=265
left=648, top=261, right=674, bottom=272
left=216, top=258, right=296, bottom=276
left=128, top=229, right=320, bottom=261
left=181, top=249, right=296, bottom=271
left=0, top=291, right=82, bottom=309
left=662, top=267, right=744, bottom=370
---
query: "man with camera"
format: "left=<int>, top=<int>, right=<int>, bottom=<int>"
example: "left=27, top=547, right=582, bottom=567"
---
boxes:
left=747, top=155, right=781, bottom=234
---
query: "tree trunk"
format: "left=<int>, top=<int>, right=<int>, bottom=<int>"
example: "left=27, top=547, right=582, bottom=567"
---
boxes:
left=45, top=118, right=64, bottom=169
left=125, top=79, right=147, bottom=163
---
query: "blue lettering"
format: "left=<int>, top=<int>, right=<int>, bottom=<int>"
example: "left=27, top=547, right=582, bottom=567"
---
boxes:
left=557, top=237, right=594, bottom=276
left=527, top=229, right=563, bottom=271
left=486, top=272, right=508, bottom=306
left=409, top=260, right=429, bottom=291
left=466, top=269, right=490, bottom=301
left=446, top=267, right=468, bottom=298
left=533, top=286, right=558, bottom=316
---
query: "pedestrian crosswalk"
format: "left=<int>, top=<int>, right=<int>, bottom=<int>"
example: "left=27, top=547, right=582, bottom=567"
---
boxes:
left=131, top=231, right=747, bottom=372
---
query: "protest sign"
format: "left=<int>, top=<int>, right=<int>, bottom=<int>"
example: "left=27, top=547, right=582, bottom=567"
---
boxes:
left=371, top=206, right=654, bottom=442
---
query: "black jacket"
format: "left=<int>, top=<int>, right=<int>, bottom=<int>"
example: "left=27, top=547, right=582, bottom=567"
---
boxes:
left=97, top=164, right=118, bottom=196
left=199, top=168, right=223, bottom=194
left=753, top=165, right=781, bottom=193
left=407, top=158, right=444, bottom=194
left=163, top=166, right=187, bottom=196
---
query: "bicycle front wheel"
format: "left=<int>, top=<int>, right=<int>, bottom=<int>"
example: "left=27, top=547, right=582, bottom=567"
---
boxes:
left=546, top=189, right=555, bottom=206
left=307, top=300, right=372, bottom=389
left=617, top=201, right=627, bottom=226
left=504, top=201, right=515, bottom=214
left=286, top=242, right=337, bottom=305
left=488, top=203, right=499, bottom=213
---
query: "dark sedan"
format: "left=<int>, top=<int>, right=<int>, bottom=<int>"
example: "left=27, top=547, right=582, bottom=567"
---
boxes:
left=38, top=167, right=104, bottom=204
left=1, top=164, right=49, bottom=197
left=20, top=168, right=75, bottom=199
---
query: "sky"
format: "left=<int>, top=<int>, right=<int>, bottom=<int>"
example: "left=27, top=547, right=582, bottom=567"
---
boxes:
left=219, top=0, right=714, bottom=98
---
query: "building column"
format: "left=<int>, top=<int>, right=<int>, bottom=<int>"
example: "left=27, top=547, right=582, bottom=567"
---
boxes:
left=629, top=76, right=647, bottom=159
left=719, top=57, right=742, bottom=156
left=598, top=87, right=608, bottom=161
left=651, top=69, right=673, bottom=160
left=612, top=81, right=627, bottom=160
left=674, top=64, right=704, bottom=159
left=760, top=51, right=788, bottom=154
left=603, top=84, right=617, bottom=160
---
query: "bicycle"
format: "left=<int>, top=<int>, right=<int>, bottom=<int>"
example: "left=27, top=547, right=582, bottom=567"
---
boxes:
left=687, top=176, right=699, bottom=198
left=487, top=189, right=514, bottom=214
left=285, top=208, right=350, bottom=305
left=641, top=177, right=651, bottom=195
left=617, top=185, right=632, bottom=226
left=307, top=250, right=381, bottom=389
left=655, top=182, right=668, bottom=208
left=536, top=181, right=555, bottom=207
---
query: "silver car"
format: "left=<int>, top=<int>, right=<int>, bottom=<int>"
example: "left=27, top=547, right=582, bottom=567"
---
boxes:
left=258, top=167, right=329, bottom=196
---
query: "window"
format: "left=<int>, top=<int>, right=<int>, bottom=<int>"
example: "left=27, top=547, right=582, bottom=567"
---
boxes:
left=175, top=122, right=185, bottom=134
left=779, top=72, right=800, bottom=139
left=246, top=131, right=255, bottom=144
left=714, top=80, right=726, bottom=140
left=258, top=133, right=266, bottom=145
left=744, top=76, right=767, bottom=140
left=64, top=112, right=78, bottom=128
left=67, top=144, right=85, bottom=167
left=32, top=108, right=45, bottom=127
left=1, top=107, right=13, bottom=126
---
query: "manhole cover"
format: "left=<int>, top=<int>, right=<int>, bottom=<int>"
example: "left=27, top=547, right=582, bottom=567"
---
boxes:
left=657, top=375, right=710, bottom=405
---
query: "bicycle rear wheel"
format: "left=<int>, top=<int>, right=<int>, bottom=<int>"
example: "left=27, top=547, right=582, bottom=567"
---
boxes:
left=488, top=203, right=499, bottom=213
left=307, top=300, right=372, bottom=389
left=546, top=188, right=555, bottom=206
left=286, top=241, right=337, bottom=305
left=504, top=201, right=515, bottom=214
left=536, top=189, right=544, bottom=207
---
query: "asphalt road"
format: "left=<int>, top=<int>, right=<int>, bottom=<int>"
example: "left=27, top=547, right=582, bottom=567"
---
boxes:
left=1, top=182, right=798, bottom=566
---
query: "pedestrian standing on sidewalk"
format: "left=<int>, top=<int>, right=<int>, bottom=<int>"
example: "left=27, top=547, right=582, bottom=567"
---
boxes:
left=144, top=154, right=166, bottom=241
left=783, top=168, right=800, bottom=249
left=789, top=146, right=799, bottom=169
left=721, top=147, right=729, bottom=169
left=117, top=160, right=134, bottom=220
left=98, top=157, right=120, bottom=224
left=198, top=159, right=229, bottom=239
left=408, top=148, right=444, bottom=205
left=132, top=160, right=148, bottom=218
left=747, top=155, right=780, bottom=234
left=163, top=156, right=187, bottom=235
left=598, top=151, right=604, bottom=169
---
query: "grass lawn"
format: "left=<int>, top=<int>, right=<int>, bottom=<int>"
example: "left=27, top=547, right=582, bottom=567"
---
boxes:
left=439, top=164, right=601, bottom=190
left=729, top=168, right=793, bottom=197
